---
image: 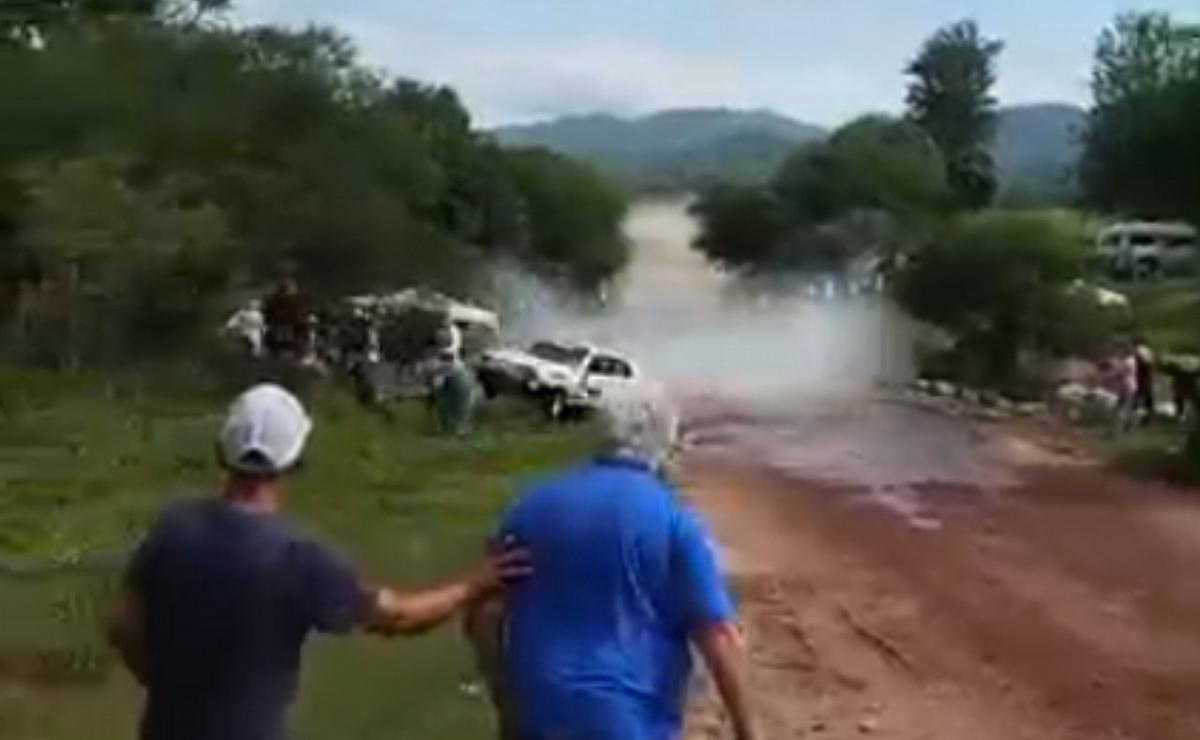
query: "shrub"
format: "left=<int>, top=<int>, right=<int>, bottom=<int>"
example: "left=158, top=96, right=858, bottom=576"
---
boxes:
left=897, top=210, right=1089, bottom=387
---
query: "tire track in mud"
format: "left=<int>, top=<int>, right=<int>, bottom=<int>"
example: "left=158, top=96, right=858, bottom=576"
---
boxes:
left=679, top=398, right=1200, bottom=740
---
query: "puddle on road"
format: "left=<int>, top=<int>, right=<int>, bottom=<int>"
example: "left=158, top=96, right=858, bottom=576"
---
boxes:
left=687, top=397, right=1020, bottom=530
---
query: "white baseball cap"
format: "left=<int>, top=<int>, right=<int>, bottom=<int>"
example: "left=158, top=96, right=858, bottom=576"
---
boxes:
left=219, top=384, right=313, bottom=475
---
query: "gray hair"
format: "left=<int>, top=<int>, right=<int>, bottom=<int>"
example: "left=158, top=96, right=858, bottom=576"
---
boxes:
left=595, top=385, right=679, bottom=468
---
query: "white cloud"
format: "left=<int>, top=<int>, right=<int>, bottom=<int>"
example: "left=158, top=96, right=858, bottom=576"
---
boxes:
left=340, top=23, right=913, bottom=127
left=232, top=1, right=1134, bottom=128
left=343, top=28, right=743, bottom=124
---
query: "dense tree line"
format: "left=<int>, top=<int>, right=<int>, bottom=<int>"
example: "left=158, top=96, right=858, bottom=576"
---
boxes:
left=691, top=19, right=1002, bottom=276
left=1080, top=12, right=1200, bottom=224
left=691, top=115, right=949, bottom=273
left=0, top=2, right=627, bottom=365
left=692, top=13, right=1200, bottom=393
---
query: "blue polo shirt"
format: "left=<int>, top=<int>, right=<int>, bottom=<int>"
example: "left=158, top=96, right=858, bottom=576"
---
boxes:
left=498, top=456, right=735, bottom=740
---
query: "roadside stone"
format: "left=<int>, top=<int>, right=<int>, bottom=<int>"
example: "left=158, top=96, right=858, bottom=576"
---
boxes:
left=858, top=717, right=879, bottom=734
left=977, top=408, right=1008, bottom=422
left=932, top=380, right=956, bottom=397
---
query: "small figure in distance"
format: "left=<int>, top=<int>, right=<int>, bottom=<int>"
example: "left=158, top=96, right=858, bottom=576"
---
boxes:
left=263, top=277, right=307, bottom=361
left=106, top=383, right=529, bottom=740
left=1133, top=338, right=1157, bottom=424
left=222, top=298, right=265, bottom=358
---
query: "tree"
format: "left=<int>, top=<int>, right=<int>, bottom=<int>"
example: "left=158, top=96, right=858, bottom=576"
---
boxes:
left=1081, top=12, right=1200, bottom=222
left=503, top=148, right=628, bottom=288
left=1, top=0, right=227, bottom=46
left=906, top=20, right=1004, bottom=209
left=773, top=116, right=948, bottom=227
left=1092, top=12, right=1200, bottom=107
left=13, top=156, right=231, bottom=364
left=0, top=15, right=629, bottom=365
left=690, top=184, right=788, bottom=271
left=896, top=211, right=1088, bottom=385
left=692, top=115, right=947, bottom=274
left=384, top=81, right=527, bottom=249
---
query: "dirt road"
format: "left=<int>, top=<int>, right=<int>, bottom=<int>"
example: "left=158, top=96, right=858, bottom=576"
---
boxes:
left=680, top=394, right=1200, bottom=740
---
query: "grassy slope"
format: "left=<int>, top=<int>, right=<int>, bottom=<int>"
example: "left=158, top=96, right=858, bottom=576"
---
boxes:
left=0, top=372, right=590, bottom=740
left=1122, top=278, right=1200, bottom=352
left=1095, top=279, right=1200, bottom=483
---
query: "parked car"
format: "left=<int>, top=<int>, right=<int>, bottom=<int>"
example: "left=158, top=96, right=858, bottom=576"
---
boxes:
left=477, top=340, right=641, bottom=419
left=1096, top=221, right=1198, bottom=279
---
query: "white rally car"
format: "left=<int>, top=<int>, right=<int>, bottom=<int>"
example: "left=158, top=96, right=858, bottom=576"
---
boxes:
left=477, top=340, right=641, bottom=419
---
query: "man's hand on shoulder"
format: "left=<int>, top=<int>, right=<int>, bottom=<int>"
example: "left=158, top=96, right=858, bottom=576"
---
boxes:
left=467, top=541, right=533, bottom=600
left=364, top=542, right=531, bottom=637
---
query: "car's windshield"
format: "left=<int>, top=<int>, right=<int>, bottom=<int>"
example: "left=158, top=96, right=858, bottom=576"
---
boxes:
left=529, top=342, right=588, bottom=366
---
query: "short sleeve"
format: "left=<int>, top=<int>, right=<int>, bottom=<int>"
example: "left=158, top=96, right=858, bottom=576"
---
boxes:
left=671, top=507, right=735, bottom=629
left=123, top=535, right=155, bottom=594
left=124, top=508, right=172, bottom=594
left=294, top=540, right=370, bottom=634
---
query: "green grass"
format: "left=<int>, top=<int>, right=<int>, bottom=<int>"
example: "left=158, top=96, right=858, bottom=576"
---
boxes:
left=1120, top=278, right=1200, bottom=352
left=1090, top=279, right=1200, bottom=481
left=1101, top=423, right=1193, bottom=483
left=0, top=371, right=591, bottom=740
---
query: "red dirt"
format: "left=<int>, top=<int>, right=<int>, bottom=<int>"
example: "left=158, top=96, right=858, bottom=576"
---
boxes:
left=680, top=398, right=1200, bottom=740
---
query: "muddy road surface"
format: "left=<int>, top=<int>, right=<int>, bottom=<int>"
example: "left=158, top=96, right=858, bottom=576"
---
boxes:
left=601, top=198, right=1200, bottom=738
left=679, top=394, right=1200, bottom=740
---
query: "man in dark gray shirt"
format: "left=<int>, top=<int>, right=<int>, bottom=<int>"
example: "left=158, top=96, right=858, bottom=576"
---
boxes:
left=106, top=383, right=528, bottom=740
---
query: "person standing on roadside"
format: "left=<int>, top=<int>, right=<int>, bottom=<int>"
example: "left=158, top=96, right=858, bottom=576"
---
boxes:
left=263, top=278, right=308, bottom=359
left=1164, top=355, right=1200, bottom=422
left=1134, top=339, right=1157, bottom=423
left=467, top=390, right=759, bottom=740
left=1113, top=343, right=1139, bottom=433
left=223, top=299, right=266, bottom=358
left=106, top=383, right=529, bottom=740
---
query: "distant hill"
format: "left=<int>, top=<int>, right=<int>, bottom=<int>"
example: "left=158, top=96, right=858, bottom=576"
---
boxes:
left=494, top=108, right=825, bottom=190
left=494, top=104, right=1087, bottom=197
left=994, top=103, right=1086, bottom=203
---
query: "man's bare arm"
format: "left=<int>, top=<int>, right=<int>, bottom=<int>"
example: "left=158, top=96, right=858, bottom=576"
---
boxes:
left=104, top=592, right=149, bottom=685
left=693, top=621, right=759, bottom=740
left=365, top=547, right=530, bottom=636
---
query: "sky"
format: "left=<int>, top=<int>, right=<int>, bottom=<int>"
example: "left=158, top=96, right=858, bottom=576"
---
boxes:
left=235, top=1, right=1200, bottom=128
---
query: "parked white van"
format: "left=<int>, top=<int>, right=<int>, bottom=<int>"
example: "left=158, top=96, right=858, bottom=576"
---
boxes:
left=1096, top=221, right=1198, bottom=279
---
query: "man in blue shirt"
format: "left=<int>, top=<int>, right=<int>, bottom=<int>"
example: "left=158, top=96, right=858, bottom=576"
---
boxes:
left=106, top=384, right=528, bottom=740
left=469, top=390, right=757, bottom=740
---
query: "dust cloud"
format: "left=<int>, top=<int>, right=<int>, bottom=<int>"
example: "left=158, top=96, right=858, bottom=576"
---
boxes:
left=493, top=196, right=915, bottom=400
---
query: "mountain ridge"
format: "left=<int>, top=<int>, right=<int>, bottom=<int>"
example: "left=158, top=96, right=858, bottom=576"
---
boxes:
left=493, top=104, right=1085, bottom=197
